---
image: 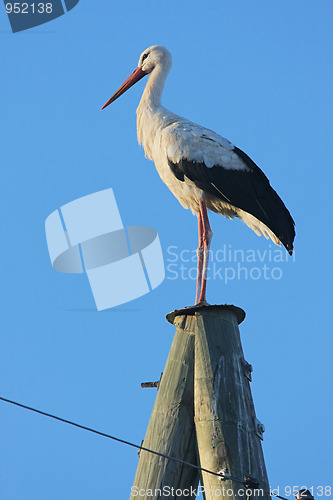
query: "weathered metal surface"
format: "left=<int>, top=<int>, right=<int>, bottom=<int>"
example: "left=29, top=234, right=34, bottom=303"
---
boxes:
left=141, top=373, right=163, bottom=390
left=131, top=305, right=270, bottom=500
left=193, top=307, right=270, bottom=500
left=166, top=304, right=246, bottom=326
left=130, top=318, right=199, bottom=500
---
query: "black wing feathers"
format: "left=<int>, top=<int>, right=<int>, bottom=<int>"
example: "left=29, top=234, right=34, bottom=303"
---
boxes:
left=168, top=147, right=295, bottom=254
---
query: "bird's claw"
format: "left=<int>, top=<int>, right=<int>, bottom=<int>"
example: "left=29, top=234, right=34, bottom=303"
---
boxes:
left=194, top=300, right=210, bottom=307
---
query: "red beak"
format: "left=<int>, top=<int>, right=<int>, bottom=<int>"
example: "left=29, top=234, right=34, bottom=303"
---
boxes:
left=101, top=67, right=147, bottom=110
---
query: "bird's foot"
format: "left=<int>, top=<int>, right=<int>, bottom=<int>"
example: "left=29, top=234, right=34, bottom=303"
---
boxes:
left=194, top=300, right=210, bottom=307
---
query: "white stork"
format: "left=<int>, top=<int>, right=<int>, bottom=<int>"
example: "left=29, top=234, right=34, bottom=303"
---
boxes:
left=102, top=45, right=295, bottom=305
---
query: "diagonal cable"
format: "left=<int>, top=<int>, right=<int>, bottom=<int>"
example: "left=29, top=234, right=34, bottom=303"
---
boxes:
left=0, top=395, right=289, bottom=499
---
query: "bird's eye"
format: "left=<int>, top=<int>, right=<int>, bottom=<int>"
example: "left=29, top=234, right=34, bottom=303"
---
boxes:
left=142, top=53, right=149, bottom=63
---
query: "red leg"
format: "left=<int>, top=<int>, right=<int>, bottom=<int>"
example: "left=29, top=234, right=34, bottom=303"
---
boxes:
left=195, top=211, right=204, bottom=305
left=197, top=200, right=213, bottom=305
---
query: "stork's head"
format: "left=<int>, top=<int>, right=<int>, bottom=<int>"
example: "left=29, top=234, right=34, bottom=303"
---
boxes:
left=138, top=45, right=172, bottom=74
left=101, top=45, right=172, bottom=110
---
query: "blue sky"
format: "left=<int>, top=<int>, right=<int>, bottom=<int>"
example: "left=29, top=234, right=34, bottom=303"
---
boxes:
left=0, top=1, right=332, bottom=499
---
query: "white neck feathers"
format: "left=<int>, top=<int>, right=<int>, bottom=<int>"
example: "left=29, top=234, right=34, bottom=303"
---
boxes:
left=136, top=63, right=171, bottom=159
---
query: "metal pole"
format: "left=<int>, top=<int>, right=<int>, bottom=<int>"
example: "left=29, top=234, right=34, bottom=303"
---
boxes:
left=168, top=305, right=270, bottom=500
left=131, top=304, right=271, bottom=500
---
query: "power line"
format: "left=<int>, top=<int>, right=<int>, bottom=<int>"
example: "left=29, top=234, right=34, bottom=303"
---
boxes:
left=0, top=395, right=289, bottom=499
left=0, top=396, right=225, bottom=478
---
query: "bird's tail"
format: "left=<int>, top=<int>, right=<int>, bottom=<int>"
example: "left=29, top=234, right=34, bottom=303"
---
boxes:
left=238, top=187, right=295, bottom=255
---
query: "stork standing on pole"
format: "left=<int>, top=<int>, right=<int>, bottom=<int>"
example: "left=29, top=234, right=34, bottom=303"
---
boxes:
left=102, top=45, right=295, bottom=305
